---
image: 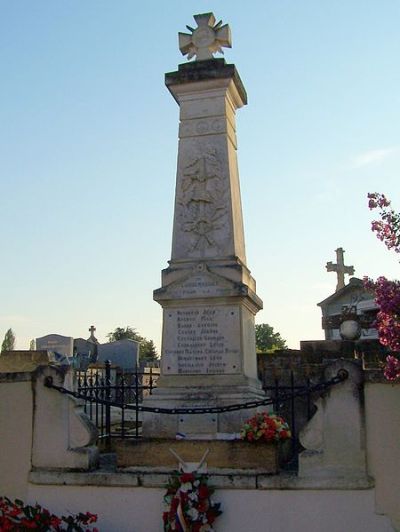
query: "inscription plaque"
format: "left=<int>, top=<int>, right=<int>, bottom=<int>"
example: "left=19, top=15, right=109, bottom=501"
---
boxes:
left=162, top=306, right=241, bottom=375
left=168, top=271, right=233, bottom=299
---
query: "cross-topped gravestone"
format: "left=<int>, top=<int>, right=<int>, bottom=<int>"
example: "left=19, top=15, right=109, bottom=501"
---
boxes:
left=87, top=325, right=98, bottom=344
left=179, top=13, right=231, bottom=61
left=326, top=247, right=355, bottom=292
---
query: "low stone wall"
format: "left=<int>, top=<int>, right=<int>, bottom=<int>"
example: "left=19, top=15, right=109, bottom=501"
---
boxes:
left=0, top=373, right=33, bottom=501
left=26, top=482, right=393, bottom=532
left=365, top=381, right=400, bottom=531
left=0, top=352, right=399, bottom=531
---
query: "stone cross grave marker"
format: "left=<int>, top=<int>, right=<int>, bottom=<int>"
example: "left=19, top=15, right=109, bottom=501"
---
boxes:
left=326, top=247, right=355, bottom=292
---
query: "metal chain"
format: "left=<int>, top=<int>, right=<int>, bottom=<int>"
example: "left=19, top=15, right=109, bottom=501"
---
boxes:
left=44, top=369, right=348, bottom=415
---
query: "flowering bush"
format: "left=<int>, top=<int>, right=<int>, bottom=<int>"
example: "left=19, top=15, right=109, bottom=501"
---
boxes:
left=384, top=355, right=400, bottom=381
left=0, top=497, right=98, bottom=531
left=240, top=412, right=291, bottom=443
left=366, top=193, right=400, bottom=381
left=368, top=192, right=400, bottom=254
left=163, top=472, right=222, bottom=532
left=364, top=276, right=400, bottom=352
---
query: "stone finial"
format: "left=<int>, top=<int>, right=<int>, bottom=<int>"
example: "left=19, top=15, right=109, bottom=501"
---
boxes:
left=326, top=247, right=355, bottom=292
left=88, top=325, right=99, bottom=344
left=179, top=13, right=232, bottom=61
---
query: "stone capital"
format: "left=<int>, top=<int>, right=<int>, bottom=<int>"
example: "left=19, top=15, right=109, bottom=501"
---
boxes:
left=165, top=59, right=247, bottom=108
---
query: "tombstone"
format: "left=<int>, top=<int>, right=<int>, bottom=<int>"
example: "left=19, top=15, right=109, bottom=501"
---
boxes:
left=97, top=339, right=140, bottom=371
left=35, top=334, right=74, bottom=358
left=142, top=13, right=265, bottom=439
left=73, top=338, right=98, bottom=370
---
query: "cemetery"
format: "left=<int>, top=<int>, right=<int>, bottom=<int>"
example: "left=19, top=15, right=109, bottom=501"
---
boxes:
left=1, top=11, right=400, bottom=532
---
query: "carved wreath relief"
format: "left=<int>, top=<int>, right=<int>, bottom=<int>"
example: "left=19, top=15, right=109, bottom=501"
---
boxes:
left=177, top=142, right=228, bottom=254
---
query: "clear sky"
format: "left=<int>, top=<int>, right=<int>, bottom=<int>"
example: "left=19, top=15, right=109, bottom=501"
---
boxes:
left=1, top=1, right=399, bottom=351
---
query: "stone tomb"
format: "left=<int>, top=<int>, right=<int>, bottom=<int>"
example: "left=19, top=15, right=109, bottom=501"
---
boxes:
left=35, top=334, right=74, bottom=357
left=142, top=13, right=265, bottom=439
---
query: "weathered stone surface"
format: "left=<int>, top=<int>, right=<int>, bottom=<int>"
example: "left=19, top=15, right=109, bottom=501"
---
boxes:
left=32, top=365, right=99, bottom=471
left=116, top=439, right=279, bottom=472
left=299, top=360, right=369, bottom=481
left=0, top=350, right=57, bottom=373
left=165, top=59, right=247, bottom=105
left=143, top=42, right=264, bottom=439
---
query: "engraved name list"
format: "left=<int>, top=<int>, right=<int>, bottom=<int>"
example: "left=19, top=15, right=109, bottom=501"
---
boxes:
left=163, top=306, right=241, bottom=375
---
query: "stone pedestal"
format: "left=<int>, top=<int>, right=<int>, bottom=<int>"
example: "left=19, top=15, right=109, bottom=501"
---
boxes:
left=142, top=58, right=265, bottom=438
left=116, top=439, right=281, bottom=473
left=299, top=360, right=369, bottom=482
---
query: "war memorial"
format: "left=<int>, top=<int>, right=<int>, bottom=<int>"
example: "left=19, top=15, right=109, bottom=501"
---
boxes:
left=0, top=11, right=399, bottom=532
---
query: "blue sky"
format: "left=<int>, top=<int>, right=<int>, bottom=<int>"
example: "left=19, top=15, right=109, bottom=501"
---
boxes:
left=1, top=1, right=399, bottom=350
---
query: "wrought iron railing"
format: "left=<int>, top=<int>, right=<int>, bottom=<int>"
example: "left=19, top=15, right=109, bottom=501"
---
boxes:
left=75, top=361, right=159, bottom=446
left=44, top=361, right=348, bottom=461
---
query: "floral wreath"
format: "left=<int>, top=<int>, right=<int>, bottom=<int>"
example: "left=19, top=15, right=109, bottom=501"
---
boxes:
left=0, top=496, right=98, bottom=531
left=163, top=471, right=222, bottom=532
left=240, top=412, right=291, bottom=443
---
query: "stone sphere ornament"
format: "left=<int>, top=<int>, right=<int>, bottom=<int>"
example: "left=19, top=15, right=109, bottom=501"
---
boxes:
left=339, top=319, right=362, bottom=341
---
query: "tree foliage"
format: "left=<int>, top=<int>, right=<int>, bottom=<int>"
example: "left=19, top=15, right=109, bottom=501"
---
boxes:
left=107, top=326, right=158, bottom=362
left=255, top=323, right=287, bottom=353
left=1, top=328, right=16, bottom=353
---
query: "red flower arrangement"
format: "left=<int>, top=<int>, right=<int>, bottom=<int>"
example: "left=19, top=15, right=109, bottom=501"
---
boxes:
left=163, top=471, right=222, bottom=532
left=0, top=497, right=98, bottom=531
left=240, top=412, right=291, bottom=442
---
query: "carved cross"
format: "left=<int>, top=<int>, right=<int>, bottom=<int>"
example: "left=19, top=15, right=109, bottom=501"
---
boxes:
left=88, top=325, right=98, bottom=343
left=326, top=248, right=355, bottom=292
left=179, top=12, right=232, bottom=61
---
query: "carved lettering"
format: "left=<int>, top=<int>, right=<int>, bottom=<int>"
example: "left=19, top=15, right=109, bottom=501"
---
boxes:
left=163, top=306, right=241, bottom=375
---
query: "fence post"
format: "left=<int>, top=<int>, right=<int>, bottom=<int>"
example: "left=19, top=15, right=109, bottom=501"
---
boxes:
left=290, top=369, right=297, bottom=460
left=105, top=360, right=112, bottom=451
left=135, top=365, right=139, bottom=439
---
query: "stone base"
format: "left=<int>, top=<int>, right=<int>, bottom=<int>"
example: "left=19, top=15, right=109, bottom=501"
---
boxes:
left=116, top=439, right=280, bottom=473
left=141, top=381, right=268, bottom=439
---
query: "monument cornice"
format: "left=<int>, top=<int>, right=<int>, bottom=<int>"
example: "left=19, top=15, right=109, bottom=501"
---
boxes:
left=165, top=59, right=247, bottom=106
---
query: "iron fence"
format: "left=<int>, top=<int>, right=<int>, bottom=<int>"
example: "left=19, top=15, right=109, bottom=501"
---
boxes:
left=76, top=361, right=159, bottom=447
left=45, top=361, right=347, bottom=462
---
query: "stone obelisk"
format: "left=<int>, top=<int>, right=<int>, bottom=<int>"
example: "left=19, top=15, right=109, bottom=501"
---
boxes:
left=143, top=13, right=264, bottom=438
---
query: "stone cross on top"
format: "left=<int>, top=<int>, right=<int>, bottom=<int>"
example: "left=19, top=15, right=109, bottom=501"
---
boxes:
left=179, top=12, right=232, bottom=61
left=87, top=325, right=98, bottom=344
left=326, top=247, right=355, bottom=292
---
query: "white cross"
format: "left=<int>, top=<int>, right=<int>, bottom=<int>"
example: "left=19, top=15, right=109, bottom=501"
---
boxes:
left=179, top=13, right=232, bottom=61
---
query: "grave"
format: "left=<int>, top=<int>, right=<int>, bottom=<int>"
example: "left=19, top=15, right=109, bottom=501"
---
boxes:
left=142, top=13, right=265, bottom=439
left=97, top=339, right=140, bottom=370
left=35, top=334, right=74, bottom=362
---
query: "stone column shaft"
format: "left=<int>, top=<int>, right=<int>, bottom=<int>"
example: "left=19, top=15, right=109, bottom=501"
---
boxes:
left=143, top=59, right=264, bottom=438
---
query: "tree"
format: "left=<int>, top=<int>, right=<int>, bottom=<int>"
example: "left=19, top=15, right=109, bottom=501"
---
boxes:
left=255, top=323, right=287, bottom=353
left=107, top=326, right=142, bottom=343
left=107, top=326, right=159, bottom=362
left=366, top=192, right=400, bottom=381
left=1, top=328, right=16, bottom=353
